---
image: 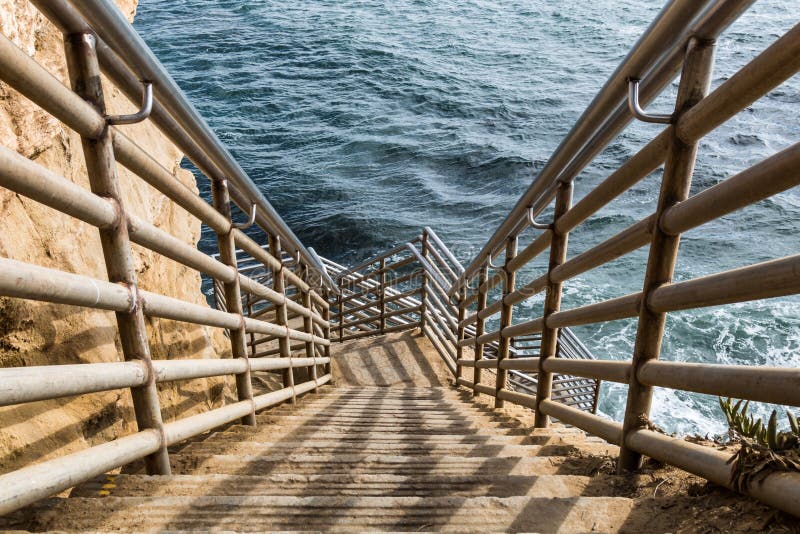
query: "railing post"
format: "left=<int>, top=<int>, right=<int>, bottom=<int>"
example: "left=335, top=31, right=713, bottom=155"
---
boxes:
left=246, top=293, right=257, bottom=357
left=494, top=235, right=518, bottom=408
left=269, top=235, right=296, bottom=404
left=337, top=277, right=344, bottom=341
left=534, top=180, right=573, bottom=427
left=618, top=37, right=717, bottom=471
left=472, top=264, right=489, bottom=397
left=419, top=230, right=429, bottom=329
left=300, top=265, right=317, bottom=390
left=455, top=287, right=466, bottom=380
left=210, top=180, right=256, bottom=426
left=63, top=32, right=170, bottom=473
left=322, top=291, right=332, bottom=377
left=379, top=258, right=387, bottom=334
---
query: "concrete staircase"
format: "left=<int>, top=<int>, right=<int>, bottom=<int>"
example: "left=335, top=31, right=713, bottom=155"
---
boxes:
left=3, top=385, right=641, bottom=532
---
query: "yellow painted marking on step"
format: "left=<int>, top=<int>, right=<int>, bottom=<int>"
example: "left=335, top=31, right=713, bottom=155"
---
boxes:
left=98, top=490, right=110, bottom=496
left=102, top=483, right=116, bottom=489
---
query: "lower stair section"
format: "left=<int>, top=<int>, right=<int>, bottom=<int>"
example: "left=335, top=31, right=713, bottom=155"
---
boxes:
left=4, top=386, right=637, bottom=532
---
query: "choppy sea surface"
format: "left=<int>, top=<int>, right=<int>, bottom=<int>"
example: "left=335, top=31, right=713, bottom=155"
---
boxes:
left=135, top=1, right=799, bottom=436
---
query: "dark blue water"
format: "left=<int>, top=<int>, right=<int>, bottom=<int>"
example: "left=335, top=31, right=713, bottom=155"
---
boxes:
left=135, top=1, right=799, bottom=435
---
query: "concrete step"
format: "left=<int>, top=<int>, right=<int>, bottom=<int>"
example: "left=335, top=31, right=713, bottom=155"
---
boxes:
left=256, top=415, right=523, bottom=429
left=207, top=428, right=538, bottom=444
left=260, top=412, right=509, bottom=423
left=273, top=405, right=504, bottom=416
left=298, top=390, right=465, bottom=397
left=164, top=453, right=610, bottom=476
left=180, top=440, right=612, bottom=458
left=238, top=423, right=528, bottom=436
left=290, top=401, right=473, bottom=409
left=70, top=473, right=614, bottom=499
left=10, top=495, right=635, bottom=532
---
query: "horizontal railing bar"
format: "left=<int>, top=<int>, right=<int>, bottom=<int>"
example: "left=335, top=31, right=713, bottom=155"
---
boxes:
left=424, top=226, right=464, bottom=274
left=625, top=429, right=800, bottom=517
left=68, top=0, right=329, bottom=283
left=539, top=399, right=622, bottom=445
left=422, top=324, right=457, bottom=375
left=548, top=293, right=641, bottom=328
left=164, top=374, right=330, bottom=446
left=648, top=254, right=800, bottom=312
left=551, top=215, right=654, bottom=284
left=0, top=361, right=147, bottom=406
left=424, top=304, right=458, bottom=345
left=163, top=400, right=254, bottom=446
left=496, top=388, right=537, bottom=409
left=638, top=360, right=800, bottom=406
left=555, top=134, right=670, bottom=236
left=0, top=32, right=104, bottom=138
left=0, top=429, right=161, bottom=516
left=112, top=134, right=230, bottom=234
left=542, top=358, right=631, bottom=383
left=475, top=329, right=501, bottom=346
left=339, top=270, right=422, bottom=304
left=344, top=255, right=416, bottom=287
left=0, top=257, right=328, bottom=345
left=423, top=319, right=457, bottom=359
left=473, top=383, right=496, bottom=397
left=500, top=357, right=541, bottom=371
left=339, top=240, right=420, bottom=278
left=339, top=305, right=422, bottom=330
left=406, top=243, right=451, bottom=294
left=676, top=22, right=800, bottom=145
left=336, top=302, right=416, bottom=329
left=252, top=343, right=306, bottom=358
left=424, top=238, right=459, bottom=283
left=502, top=317, right=545, bottom=339
left=661, top=142, right=800, bottom=236
left=0, top=144, right=115, bottom=228
left=338, top=288, right=419, bottom=317
left=340, top=322, right=419, bottom=341
left=507, top=230, right=553, bottom=274
left=0, top=144, right=331, bottom=327
left=455, top=0, right=716, bottom=288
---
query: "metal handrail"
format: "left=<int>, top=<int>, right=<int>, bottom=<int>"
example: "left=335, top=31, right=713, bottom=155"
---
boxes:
left=451, top=0, right=753, bottom=294
left=41, top=0, right=331, bottom=289
left=444, top=0, right=800, bottom=518
left=0, top=4, right=334, bottom=515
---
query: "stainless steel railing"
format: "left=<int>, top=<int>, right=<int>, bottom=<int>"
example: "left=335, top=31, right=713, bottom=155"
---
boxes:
left=29, top=0, right=334, bottom=290
left=317, top=228, right=602, bottom=413
left=0, top=0, right=331, bottom=516
left=449, top=0, right=800, bottom=518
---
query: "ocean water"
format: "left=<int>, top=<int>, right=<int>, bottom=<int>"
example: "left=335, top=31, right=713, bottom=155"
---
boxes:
left=134, top=1, right=799, bottom=436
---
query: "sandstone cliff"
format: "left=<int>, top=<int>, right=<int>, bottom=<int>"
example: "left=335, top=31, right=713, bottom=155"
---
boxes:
left=0, top=0, right=234, bottom=474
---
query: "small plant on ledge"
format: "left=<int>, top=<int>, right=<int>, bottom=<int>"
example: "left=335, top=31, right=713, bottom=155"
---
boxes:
left=719, top=397, right=800, bottom=491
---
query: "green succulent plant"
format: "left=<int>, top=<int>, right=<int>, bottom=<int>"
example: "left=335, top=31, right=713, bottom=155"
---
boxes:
left=718, top=397, right=800, bottom=491
left=718, top=397, right=800, bottom=450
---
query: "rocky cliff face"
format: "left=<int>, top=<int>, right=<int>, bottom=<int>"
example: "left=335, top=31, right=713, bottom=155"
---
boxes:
left=0, top=0, right=234, bottom=474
